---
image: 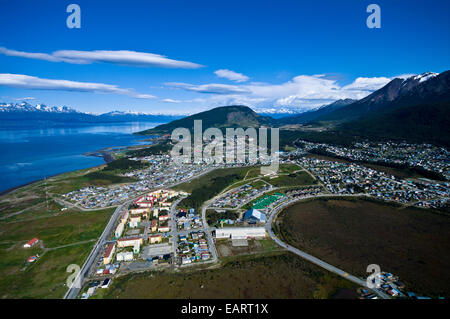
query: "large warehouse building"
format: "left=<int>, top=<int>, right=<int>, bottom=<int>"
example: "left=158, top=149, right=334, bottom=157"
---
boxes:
left=215, top=227, right=266, bottom=239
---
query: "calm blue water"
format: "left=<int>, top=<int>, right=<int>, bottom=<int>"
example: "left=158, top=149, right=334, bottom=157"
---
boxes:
left=0, top=122, right=161, bottom=193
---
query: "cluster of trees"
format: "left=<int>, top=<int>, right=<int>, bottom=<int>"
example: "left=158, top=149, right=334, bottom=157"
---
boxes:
left=127, top=141, right=172, bottom=157
left=180, top=174, right=240, bottom=210
left=84, top=171, right=136, bottom=184
left=103, top=157, right=149, bottom=172
left=206, top=210, right=239, bottom=226
left=279, top=130, right=357, bottom=148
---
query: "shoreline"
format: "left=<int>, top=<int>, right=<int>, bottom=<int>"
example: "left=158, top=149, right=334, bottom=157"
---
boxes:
left=0, top=140, right=157, bottom=197
left=0, top=162, right=107, bottom=197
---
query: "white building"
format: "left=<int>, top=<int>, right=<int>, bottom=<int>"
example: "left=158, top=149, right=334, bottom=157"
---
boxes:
left=215, top=227, right=266, bottom=239
left=133, top=241, right=141, bottom=254
left=117, top=237, right=143, bottom=248
left=129, top=216, right=141, bottom=228
left=115, top=222, right=124, bottom=239
left=121, top=210, right=129, bottom=224
left=130, top=207, right=149, bottom=214
left=116, top=251, right=134, bottom=262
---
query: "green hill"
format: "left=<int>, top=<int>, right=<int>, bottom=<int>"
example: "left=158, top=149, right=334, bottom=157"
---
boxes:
left=136, top=105, right=275, bottom=135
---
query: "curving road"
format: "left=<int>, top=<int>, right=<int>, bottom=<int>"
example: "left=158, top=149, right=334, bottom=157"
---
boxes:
left=201, top=198, right=219, bottom=264
left=265, top=194, right=390, bottom=299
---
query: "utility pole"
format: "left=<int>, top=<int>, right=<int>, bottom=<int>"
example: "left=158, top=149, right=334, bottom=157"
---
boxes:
left=44, top=176, right=49, bottom=212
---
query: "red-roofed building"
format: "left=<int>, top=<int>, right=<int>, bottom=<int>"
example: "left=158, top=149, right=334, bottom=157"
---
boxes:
left=27, top=255, right=38, bottom=263
left=151, top=219, right=158, bottom=232
left=134, top=195, right=156, bottom=208
left=23, top=237, right=39, bottom=248
left=103, top=243, right=116, bottom=265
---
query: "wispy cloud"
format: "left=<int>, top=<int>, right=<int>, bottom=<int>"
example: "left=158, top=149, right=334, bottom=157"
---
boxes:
left=342, top=76, right=391, bottom=91
left=161, top=98, right=183, bottom=103
left=15, top=97, right=36, bottom=101
left=165, top=74, right=394, bottom=111
left=0, top=47, right=203, bottom=69
left=0, top=73, right=155, bottom=99
left=165, top=82, right=251, bottom=95
left=214, top=69, right=249, bottom=82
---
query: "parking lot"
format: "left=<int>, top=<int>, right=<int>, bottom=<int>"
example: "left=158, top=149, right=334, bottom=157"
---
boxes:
left=140, top=243, right=172, bottom=260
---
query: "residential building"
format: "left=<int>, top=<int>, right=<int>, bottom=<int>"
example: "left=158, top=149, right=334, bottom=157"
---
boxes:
left=158, top=225, right=170, bottom=232
left=151, top=219, right=158, bottom=232
left=116, top=251, right=134, bottom=262
left=117, top=236, right=143, bottom=248
left=215, top=227, right=266, bottom=239
left=150, top=234, right=162, bottom=244
left=103, top=243, right=116, bottom=265
left=115, top=222, right=124, bottom=239
left=23, top=237, right=39, bottom=248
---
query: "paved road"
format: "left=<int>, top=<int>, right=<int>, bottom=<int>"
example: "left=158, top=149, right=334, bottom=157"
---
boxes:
left=63, top=200, right=129, bottom=299
left=169, top=196, right=187, bottom=264
left=63, top=167, right=216, bottom=299
left=265, top=194, right=390, bottom=299
left=201, top=199, right=219, bottom=264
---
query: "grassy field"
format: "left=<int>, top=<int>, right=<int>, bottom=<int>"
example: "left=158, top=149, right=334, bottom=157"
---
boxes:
left=48, top=168, right=137, bottom=194
left=216, top=238, right=283, bottom=258
left=0, top=163, right=134, bottom=220
left=0, top=242, right=94, bottom=298
left=97, top=252, right=358, bottom=299
left=175, top=166, right=263, bottom=210
left=278, top=163, right=302, bottom=174
left=0, top=204, right=114, bottom=298
left=277, top=197, right=450, bottom=297
left=2, top=199, right=64, bottom=222
left=0, top=208, right=114, bottom=248
left=0, top=153, right=144, bottom=298
left=262, top=171, right=316, bottom=187
left=174, top=166, right=258, bottom=193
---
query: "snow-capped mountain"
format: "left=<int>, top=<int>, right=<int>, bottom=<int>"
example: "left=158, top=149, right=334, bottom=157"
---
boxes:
left=411, top=71, right=439, bottom=83
left=314, top=71, right=445, bottom=122
left=0, top=102, right=78, bottom=113
left=0, top=102, right=184, bottom=124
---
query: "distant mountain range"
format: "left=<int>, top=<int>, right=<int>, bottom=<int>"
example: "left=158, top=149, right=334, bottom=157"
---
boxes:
left=277, top=71, right=450, bottom=146
left=337, top=71, right=450, bottom=146
left=313, top=72, right=442, bottom=122
left=3, top=70, right=449, bottom=146
left=0, top=102, right=184, bottom=124
left=138, top=71, right=450, bottom=147
left=277, top=98, right=357, bottom=124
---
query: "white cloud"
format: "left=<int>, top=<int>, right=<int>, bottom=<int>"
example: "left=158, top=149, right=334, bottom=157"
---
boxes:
left=15, top=97, right=36, bottom=101
left=161, top=98, right=183, bottom=103
left=0, top=47, right=60, bottom=62
left=214, top=69, right=249, bottom=82
left=165, top=82, right=251, bottom=95
left=0, top=47, right=203, bottom=69
left=0, top=73, right=155, bottom=99
left=166, top=74, right=393, bottom=111
left=342, top=76, right=391, bottom=91
left=392, top=73, right=416, bottom=80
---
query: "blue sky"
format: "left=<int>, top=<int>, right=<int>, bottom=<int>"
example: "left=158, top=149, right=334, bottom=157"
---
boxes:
left=0, top=0, right=449, bottom=114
